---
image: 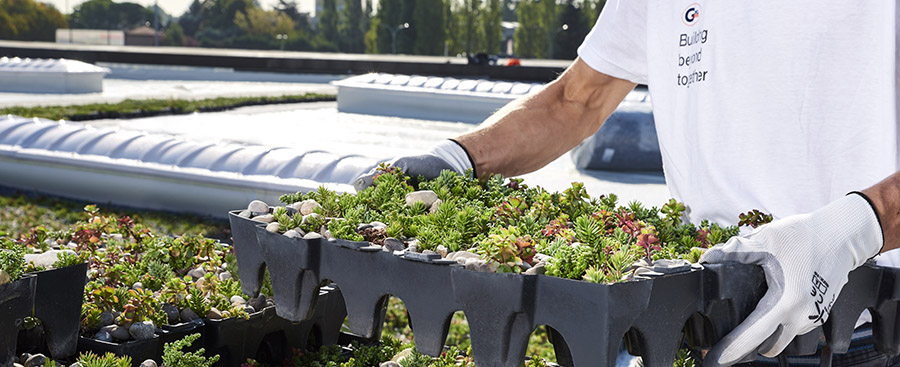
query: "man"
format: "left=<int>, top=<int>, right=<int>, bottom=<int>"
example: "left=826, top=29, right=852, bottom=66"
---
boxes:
left=356, top=1, right=898, bottom=365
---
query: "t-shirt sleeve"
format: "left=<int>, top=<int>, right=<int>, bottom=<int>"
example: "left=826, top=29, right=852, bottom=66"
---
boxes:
left=577, top=0, right=648, bottom=84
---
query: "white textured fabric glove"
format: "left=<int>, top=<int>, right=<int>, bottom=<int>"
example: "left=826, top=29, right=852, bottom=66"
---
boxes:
left=353, top=140, right=474, bottom=191
left=700, top=194, right=883, bottom=366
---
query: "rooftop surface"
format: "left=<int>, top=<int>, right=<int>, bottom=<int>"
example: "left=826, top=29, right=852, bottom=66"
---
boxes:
left=1, top=63, right=670, bottom=207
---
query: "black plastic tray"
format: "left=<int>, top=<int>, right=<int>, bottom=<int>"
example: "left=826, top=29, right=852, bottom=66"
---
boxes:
left=203, top=287, right=346, bottom=367
left=0, top=274, right=37, bottom=367
left=228, top=210, right=267, bottom=298
left=235, top=216, right=900, bottom=367
left=28, top=263, right=88, bottom=359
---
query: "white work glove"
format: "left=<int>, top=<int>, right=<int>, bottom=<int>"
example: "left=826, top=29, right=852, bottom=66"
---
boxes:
left=700, top=193, right=883, bottom=366
left=353, top=139, right=474, bottom=191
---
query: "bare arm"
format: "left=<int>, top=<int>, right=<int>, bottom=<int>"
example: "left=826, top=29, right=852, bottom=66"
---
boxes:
left=862, top=171, right=900, bottom=252
left=454, top=57, right=637, bottom=177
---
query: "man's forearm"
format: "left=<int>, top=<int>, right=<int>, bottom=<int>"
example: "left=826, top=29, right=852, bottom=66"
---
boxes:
left=862, top=171, right=900, bottom=252
left=454, top=58, right=636, bottom=177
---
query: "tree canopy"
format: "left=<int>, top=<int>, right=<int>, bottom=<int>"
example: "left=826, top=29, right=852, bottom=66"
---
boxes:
left=0, top=0, right=599, bottom=59
left=0, top=0, right=67, bottom=41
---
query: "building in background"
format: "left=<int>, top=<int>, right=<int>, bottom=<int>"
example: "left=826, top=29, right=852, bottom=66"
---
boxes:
left=55, top=29, right=125, bottom=45
left=125, top=26, right=161, bottom=46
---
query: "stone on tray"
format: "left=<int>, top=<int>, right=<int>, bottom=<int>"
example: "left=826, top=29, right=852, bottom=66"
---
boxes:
left=298, top=200, right=321, bottom=216
left=102, top=324, right=131, bottom=341
left=129, top=321, right=155, bottom=340
left=254, top=214, right=275, bottom=223
left=98, top=312, right=116, bottom=327
left=435, top=245, right=448, bottom=258
left=249, top=295, right=267, bottom=312
left=383, top=238, right=406, bottom=252
left=187, top=267, right=206, bottom=280
left=180, top=308, right=200, bottom=322
left=405, top=190, right=438, bottom=208
left=207, top=308, right=223, bottom=320
left=248, top=200, right=269, bottom=214
left=139, top=360, right=158, bottom=367
left=23, top=354, right=45, bottom=367
left=238, top=210, right=252, bottom=218
left=303, top=232, right=324, bottom=240
left=429, top=199, right=443, bottom=214
left=524, top=263, right=546, bottom=275
left=24, top=249, right=76, bottom=268
left=0, top=270, right=9, bottom=286
left=284, top=230, right=302, bottom=239
left=93, top=330, right=113, bottom=342
left=162, top=303, right=180, bottom=325
left=266, top=222, right=280, bottom=233
left=448, top=251, right=479, bottom=264
left=230, top=295, right=246, bottom=305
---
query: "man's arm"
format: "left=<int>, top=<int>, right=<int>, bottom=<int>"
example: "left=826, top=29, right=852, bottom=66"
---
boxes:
left=455, top=57, right=637, bottom=177
left=862, top=171, right=900, bottom=252
left=353, top=58, right=637, bottom=190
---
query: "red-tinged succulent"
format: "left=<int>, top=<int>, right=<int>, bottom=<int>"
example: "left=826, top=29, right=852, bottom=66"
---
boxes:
left=495, top=196, right=528, bottom=219
left=696, top=228, right=711, bottom=248
left=636, top=226, right=661, bottom=259
left=738, top=209, right=773, bottom=229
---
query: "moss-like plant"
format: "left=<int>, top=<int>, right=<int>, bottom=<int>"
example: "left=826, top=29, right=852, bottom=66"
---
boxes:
left=162, top=333, right=220, bottom=367
left=0, top=244, right=26, bottom=281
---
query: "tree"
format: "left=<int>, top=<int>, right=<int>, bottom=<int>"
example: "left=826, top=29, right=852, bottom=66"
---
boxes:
left=411, top=0, right=443, bottom=55
left=482, top=0, right=502, bottom=54
left=69, top=0, right=153, bottom=30
left=339, top=0, right=365, bottom=53
left=460, top=0, right=484, bottom=54
left=0, top=0, right=67, bottom=41
left=178, top=0, right=202, bottom=37
left=584, top=0, right=605, bottom=24
left=318, top=0, right=338, bottom=49
left=199, top=0, right=253, bottom=32
left=551, top=0, right=589, bottom=60
left=513, top=0, right=542, bottom=58
left=367, top=0, right=403, bottom=53
left=514, top=0, right=557, bottom=58
left=161, top=22, right=184, bottom=46
left=234, top=7, right=293, bottom=37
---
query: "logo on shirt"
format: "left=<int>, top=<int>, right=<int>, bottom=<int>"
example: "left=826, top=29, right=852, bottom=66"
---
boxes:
left=683, top=3, right=701, bottom=26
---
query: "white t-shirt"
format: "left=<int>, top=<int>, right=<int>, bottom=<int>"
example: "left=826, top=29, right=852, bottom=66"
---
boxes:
left=578, top=1, right=899, bottom=264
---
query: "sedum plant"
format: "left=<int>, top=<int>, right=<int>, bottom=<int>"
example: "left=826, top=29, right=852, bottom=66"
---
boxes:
left=76, top=351, right=132, bottom=367
left=274, top=166, right=770, bottom=284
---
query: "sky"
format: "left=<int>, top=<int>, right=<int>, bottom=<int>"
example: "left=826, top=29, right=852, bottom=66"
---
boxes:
left=44, top=0, right=316, bottom=18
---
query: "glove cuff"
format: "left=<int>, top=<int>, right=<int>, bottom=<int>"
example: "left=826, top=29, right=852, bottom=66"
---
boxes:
left=848, top=191, right=885, bottom=256
left=813, top=194, right=884, bottom=267
left=430, top=139, right=475, bottom=177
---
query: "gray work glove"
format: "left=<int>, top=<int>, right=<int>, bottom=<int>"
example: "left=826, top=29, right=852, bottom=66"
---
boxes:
left=353, top=139, right=474, bottom=191
left=700, top=193, right=883, bottom=366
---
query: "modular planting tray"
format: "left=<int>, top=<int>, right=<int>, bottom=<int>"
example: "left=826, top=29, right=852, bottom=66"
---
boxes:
left=0, top=274, right=37, bottom=367
left=204, top=287, right=347, bottom=367
left=29, top=263, right=88, bottom=359
left=230, top=211, right=900, bottom=367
